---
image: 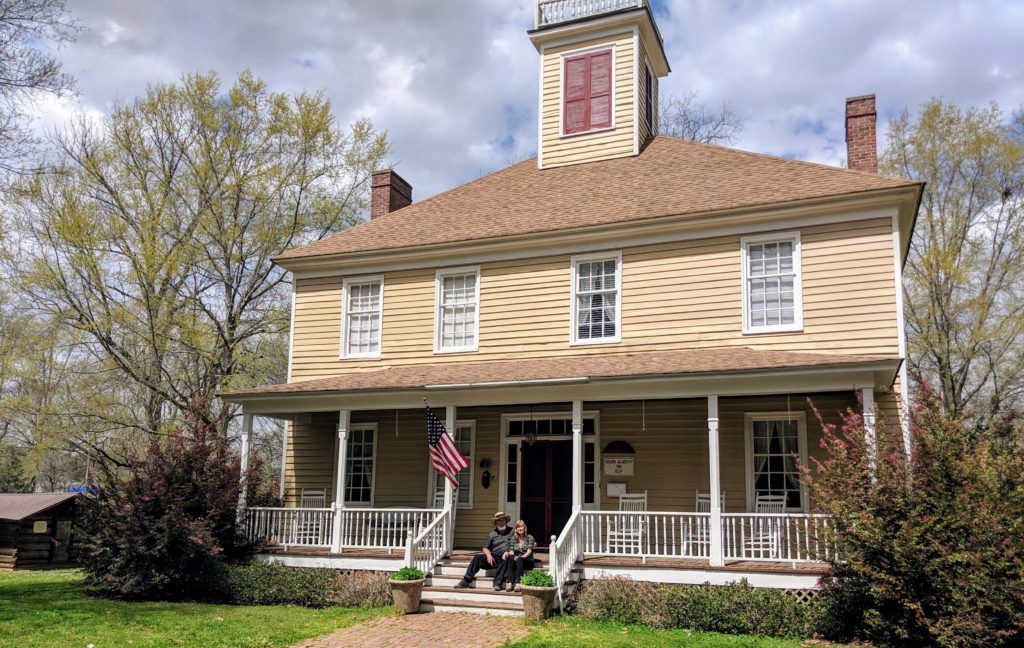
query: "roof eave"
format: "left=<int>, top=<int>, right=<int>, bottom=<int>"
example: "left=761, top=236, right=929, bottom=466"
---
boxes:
left=274, top=184, right=922, bottom=275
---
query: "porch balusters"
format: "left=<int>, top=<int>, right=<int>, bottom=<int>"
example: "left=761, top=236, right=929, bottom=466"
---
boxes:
left=707, top=395, right=724, bottom=566
left=330, top=410, right=350, bottom=554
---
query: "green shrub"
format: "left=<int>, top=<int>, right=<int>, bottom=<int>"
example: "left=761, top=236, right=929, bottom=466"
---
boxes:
left=575, top=576, right=657, bottom=625
left=806, top=386, right=1024, bottom=646
left=219, top=563, right=391, bottom=608
left=391, top=566, right=424, bottom=581
left=520, top=570, right=555, bottom=587
left=576, top=576, right=808, bottom=639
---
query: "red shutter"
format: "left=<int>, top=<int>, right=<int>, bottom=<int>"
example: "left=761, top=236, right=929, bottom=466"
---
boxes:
left=563, top=49, right=613, bottom=135
left=564, top=55, right=588, bottom=134
left=588, top=51, right=612, bottom=129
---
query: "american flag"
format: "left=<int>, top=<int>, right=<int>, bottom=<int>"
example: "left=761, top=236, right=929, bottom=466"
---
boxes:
left=426, top=405, right=469, bottom=488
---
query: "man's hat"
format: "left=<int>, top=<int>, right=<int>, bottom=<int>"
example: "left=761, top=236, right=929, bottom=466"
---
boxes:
left=492, top=511, right=511, bottom=524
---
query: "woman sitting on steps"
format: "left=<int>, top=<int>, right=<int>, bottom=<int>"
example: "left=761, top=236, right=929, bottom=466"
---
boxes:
left=502, top=519, right=536, bottom=592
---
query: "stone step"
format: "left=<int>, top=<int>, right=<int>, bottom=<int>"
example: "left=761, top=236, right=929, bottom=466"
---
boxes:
left=418, top=597, right=523, bottom=617
left=433, top=563, right=550, bottom=577
left=421, top=585, right=522, bottom=605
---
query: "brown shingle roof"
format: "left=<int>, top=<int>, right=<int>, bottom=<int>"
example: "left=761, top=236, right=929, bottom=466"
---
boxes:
left=277, top=136, right=918, bottom=262
left=224, top=348, right=898, bottom=398
left=0, top=493, right=76, bottom=521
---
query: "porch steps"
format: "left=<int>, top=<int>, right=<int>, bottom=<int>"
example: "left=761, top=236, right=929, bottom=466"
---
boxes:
left=418, top=555, right=581, bottom=616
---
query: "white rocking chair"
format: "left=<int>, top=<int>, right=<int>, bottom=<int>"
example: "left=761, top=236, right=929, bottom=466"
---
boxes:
left=296, top=488, right=327, bottom=545
left=606, top=491, right=647, bottom=560
left=746, top=493, right=786, bottom=559
left=689, top=490, right=725, bottom=557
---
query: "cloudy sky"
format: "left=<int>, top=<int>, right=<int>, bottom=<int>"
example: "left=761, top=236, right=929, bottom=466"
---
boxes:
left=33, top=0, right=1024, bottom=200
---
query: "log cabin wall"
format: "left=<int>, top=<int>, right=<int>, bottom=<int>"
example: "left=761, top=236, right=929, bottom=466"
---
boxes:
left=0, top=499, right=76, bottom=571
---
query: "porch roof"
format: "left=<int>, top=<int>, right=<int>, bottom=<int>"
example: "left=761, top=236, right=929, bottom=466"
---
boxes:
left=223, top=347, right=899, bottom=404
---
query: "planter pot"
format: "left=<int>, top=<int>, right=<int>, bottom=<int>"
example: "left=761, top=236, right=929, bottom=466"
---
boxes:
left=519, top=584, right=558, bottom=619
left=389, top=578, right=425, bottom=614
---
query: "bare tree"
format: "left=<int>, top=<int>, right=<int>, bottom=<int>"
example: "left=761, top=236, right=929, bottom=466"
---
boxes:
left=0, top=0, right=78, bottom=172
left=882, top=100, right=1024, bottom=422
left=659, top=90, right=743, bottom=145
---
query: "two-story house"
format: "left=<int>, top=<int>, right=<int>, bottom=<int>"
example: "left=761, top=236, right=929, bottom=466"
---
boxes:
left=224, top=0, right=922, bottom=611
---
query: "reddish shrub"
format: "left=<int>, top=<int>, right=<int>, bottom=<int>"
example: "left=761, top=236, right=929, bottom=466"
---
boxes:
left=807, top=386, right=1024, bottom=646
left=77, top=415, right=266, bottom=600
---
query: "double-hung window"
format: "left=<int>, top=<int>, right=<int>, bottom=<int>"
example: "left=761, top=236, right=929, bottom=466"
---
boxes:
left=341, top=277, right=383, bottom=358
left=745, top=413, right=807, bottom=512
left=435, top=267, right=480, bottom=353
left=741, top=233, right=802, bottom=333
left=571, top=252, right=621, bottom=344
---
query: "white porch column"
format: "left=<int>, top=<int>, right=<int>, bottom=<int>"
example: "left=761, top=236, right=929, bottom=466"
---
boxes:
left=862, top=387, right=877, bottom=475
left=571, top=399, right=583, bottom=512
left=330, top=410, right=350, bottom=554
left=445, top=405, right=457, bottom=554
left=707, top=395, right=724, bottom=567
left=236, top=412, right=254, bottom=521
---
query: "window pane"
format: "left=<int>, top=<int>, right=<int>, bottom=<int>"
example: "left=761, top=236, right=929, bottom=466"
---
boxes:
left=751, top=417, right=802, bottom=510
left=440, top=273, right=478, bottom=349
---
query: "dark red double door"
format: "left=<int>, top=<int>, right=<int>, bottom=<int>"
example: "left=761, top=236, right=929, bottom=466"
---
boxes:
left=520, top=440, right=573, bottom=548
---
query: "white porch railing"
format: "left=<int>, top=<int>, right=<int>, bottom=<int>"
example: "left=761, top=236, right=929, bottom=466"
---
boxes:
left=244, top=507, right=335, bottom=548
left=536, top=0, right=644, bottom=28
left=338, top=508, right=443, bottom=552
left=722, top=513, right=835, bottom=563
left=244, top=507, right=443, bottom=553
left=576, top=511, right=832, bottom=564
left=580, top=511, right=714, bottom=560
left=404, top=507, right=451, bottom=575
left=549, top=509, right=583, bottom=610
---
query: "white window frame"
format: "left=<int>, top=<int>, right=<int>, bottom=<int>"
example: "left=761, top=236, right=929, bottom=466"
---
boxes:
left=570, top=251, right=622, bottom=345
left=558, top=44, right=617, bottom=139
left=743, top=412, right=808, bottom=513
left=740, top=232, right=803, bottom=334
left=340, top=275, right=384, bottom=359
left=427, top=420, right=475, bottom=509
left=342, top=423, right=377, bottom=508
left=434, top=266, right=481, bottom=354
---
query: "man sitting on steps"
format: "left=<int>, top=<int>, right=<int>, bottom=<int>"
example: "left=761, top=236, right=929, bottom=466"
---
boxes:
left=455, top=511, right=514, bottom=591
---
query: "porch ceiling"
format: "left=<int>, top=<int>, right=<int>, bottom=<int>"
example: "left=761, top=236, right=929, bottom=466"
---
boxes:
left=221, top=347, right=900, bottom=417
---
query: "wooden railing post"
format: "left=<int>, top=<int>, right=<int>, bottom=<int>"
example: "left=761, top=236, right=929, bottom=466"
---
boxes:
left=330, top=411, right=349, bottom=554
left=707, top=395, right=724, bottom=567
left=404, top=531, right=414, bottom=567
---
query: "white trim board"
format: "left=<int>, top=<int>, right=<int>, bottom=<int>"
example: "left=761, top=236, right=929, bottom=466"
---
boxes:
left=289, top=202, right=901, bottom=280
left=581, top=564, right=822, bottom=589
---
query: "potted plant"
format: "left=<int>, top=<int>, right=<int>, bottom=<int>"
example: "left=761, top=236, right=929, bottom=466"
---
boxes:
left=519, top=569, right=557, bottom=619
left=389, top=566, right=425, bottom=614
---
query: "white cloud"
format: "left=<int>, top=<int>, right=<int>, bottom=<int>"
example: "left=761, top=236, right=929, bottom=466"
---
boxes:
left=28, top=0, right=1024, bottom=198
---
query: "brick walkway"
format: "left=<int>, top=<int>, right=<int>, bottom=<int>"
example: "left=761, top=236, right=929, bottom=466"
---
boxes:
left=294, top=613, right=531, bottom=648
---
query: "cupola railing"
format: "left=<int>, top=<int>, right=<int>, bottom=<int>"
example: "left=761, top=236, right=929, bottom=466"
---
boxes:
left=536, top=0, right=645, bottom=29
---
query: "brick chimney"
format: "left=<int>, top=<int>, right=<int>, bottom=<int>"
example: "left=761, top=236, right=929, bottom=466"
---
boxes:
left=845, top=94, right=877, bottom=173
left=370, top=169, right=412, bottom=219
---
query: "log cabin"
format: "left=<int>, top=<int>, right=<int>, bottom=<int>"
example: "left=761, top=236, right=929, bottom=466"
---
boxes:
left=0, top=493, right=77, bottom=571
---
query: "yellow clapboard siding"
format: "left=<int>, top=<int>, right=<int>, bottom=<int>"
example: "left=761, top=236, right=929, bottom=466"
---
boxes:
left=540, top=31, right=635, bottom=168
left=289, top=217, right=900, bottom=380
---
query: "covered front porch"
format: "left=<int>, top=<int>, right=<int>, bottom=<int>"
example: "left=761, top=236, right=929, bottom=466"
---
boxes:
left=227, top=349, right=901, bottom=589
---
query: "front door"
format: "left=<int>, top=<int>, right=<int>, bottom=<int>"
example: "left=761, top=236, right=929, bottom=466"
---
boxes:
left=520, top=440, right=572, bottom=547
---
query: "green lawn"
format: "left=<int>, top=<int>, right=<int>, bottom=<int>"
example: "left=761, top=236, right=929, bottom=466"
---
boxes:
left=2, top=570, right=805, bottom=648
left=510, top=617, right=805, bottom=648
left=0, top=569, right=389, bottom=648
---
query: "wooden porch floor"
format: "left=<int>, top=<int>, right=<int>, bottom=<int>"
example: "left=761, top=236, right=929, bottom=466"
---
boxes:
left=261, top=546, right=826, bottom=576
